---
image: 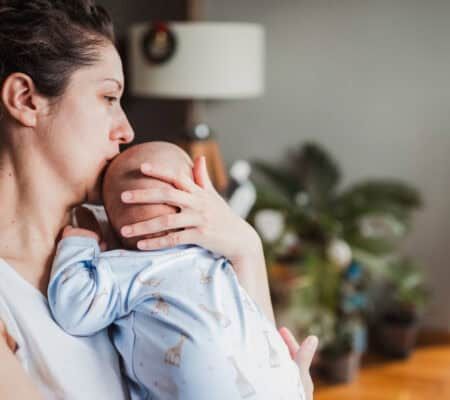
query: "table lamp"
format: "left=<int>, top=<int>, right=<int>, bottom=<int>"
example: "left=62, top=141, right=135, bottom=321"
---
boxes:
left=128, top=21, right=265, bottom=193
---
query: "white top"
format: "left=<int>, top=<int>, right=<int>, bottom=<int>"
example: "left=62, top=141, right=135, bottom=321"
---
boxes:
left=0, top=259, right=129, bottom=400
left=0, top=207, right=129, bottom=399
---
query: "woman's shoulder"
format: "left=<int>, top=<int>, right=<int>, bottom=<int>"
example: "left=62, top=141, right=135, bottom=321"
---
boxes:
left=0, top=281, right=129, bottom=399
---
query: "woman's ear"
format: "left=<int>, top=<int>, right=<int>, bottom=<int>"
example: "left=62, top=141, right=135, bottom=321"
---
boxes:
left=1, top=72, right=47, bottom=128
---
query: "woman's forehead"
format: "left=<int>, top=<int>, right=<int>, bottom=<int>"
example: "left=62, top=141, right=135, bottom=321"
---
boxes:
left=70, top=44, right=124, bottom=88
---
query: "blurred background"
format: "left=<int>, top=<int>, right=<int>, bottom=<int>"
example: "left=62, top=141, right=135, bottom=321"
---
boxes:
left=97, top=0, right=450, bottom=397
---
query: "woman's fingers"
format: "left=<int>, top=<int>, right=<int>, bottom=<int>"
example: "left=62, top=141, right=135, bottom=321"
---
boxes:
left=297, top=336, right=318, bottom=400
left=297, top=335, right=319, bottom=371
left=121, top=212, right=203, bottom=239
left=279, top=326, right=301, bottom=360
left=278, top=327, right=318, bottom=400
left=121, top=187, right=195, bottom=209
left=136, top=228, right=198, bottom=251
left=279, top=327, right=318, bottom=369
left=193, top=156, right=215, bottom=191
left=140, top=163, right=199, bottom=193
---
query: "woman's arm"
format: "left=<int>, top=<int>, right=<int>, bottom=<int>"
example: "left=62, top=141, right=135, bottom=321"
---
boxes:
left=227, top=228, right=275, bottom=323
left=0, top=322, right=43, bottom=399
left=118, top=156, right=275, bottom=322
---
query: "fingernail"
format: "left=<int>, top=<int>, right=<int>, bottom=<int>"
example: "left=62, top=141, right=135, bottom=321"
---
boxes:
left=137, top=241, right=146, bottom=250
left=121, top=192, right=132, bottom=201
left=141, top=163, right=151, bottom=172
left=121, top=226, right=132, bottom=237
left=304, top=336, right=319, bottom=349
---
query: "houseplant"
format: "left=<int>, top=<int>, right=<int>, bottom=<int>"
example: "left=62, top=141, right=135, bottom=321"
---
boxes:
left=249, top=142, right=424, bottom=382
left=373, top=258, right=428, bottom=358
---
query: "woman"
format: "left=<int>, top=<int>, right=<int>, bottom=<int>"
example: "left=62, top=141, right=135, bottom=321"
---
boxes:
left=0, top=1, right=317, bottom=399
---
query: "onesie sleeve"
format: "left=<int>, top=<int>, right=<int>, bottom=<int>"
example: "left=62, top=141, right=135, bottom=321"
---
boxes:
left=48, top=237, right=125, bottom=337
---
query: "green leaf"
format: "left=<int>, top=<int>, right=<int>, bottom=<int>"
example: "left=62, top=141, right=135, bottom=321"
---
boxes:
left=289, top=142, right=341, bottom=209
left=252, top=161, right=301, bottom=198
left=334, top=180, right=422, bottom=222
left=252, top=182, right=293, bottom=211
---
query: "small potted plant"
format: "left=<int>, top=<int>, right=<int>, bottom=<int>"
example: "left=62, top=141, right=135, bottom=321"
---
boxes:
left=273, top=250, right=369, bottom=384
left=374, top=258, right=428, bottom=358
left=319, top=318, right=366, bottom=383
left=316, top=257, right=369, bottom=384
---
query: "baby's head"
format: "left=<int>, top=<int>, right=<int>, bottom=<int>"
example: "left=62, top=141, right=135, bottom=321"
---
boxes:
left=102, top=142, right=193, bottom=249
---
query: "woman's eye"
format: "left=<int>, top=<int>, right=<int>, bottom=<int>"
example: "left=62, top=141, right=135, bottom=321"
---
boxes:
left=104, top=96, right=118, bottom=105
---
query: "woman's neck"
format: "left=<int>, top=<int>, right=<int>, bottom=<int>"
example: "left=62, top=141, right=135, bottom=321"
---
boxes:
left=0, top=134, right=76, bottom=294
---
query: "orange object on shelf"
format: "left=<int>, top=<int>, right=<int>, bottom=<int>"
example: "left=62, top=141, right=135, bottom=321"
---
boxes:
left=177, top=138, right=229, bottom=195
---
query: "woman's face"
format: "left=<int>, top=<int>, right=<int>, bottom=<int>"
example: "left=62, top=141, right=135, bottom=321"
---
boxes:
left=40, top=42, right=135, bottom=204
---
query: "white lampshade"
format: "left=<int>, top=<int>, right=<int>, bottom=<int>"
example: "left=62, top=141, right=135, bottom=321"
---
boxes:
left=128, top=22, right=265, bottom=99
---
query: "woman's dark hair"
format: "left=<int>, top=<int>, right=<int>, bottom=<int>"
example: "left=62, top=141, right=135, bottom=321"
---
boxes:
left=0, top=0, right=115, bottom=99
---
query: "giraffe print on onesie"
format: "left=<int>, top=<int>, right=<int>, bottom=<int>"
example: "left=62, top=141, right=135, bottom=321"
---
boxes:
left=48, top=238, right=305, bottom=400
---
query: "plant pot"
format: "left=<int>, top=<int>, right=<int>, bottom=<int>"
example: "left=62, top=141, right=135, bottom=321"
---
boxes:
left=268, top=263, right=305, bottom=308
left=320, top=351, right=362, bottom=384
left=375, top=310, right=420, bottom=359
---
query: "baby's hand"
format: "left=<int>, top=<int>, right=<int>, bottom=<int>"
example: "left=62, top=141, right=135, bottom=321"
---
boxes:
left=62, top=225, right=107, bottom=251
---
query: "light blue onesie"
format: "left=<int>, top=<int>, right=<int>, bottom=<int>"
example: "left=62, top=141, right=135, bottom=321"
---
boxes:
left=48, top=237, right=304, bottom=400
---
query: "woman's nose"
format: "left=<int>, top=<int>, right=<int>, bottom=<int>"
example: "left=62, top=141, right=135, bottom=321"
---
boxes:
left=111, top=115, right=135, bottom=144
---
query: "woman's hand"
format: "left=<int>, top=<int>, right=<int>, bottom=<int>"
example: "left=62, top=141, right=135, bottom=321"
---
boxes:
left=279, top=327, right=318, bottom=400
left=120, top=156, right=259, bottom=264
left=120, top=155, right=275, bottom=320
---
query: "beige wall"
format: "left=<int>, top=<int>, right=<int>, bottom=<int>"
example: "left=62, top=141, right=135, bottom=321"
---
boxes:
left=204, top=0, right=450, bottom=330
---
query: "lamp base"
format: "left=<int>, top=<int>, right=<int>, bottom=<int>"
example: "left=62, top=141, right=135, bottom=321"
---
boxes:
left=177, top=123, right=229, bottom=195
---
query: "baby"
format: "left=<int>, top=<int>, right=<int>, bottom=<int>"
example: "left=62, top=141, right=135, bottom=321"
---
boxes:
left=48, top=142, right=304, bottom=400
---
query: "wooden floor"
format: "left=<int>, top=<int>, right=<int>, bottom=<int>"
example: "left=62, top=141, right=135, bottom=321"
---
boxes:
left=315, top=345, right=450, bottom=400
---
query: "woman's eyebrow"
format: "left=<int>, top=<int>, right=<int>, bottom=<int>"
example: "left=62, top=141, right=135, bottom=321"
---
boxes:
left=99, top=78, right=124, bottom=92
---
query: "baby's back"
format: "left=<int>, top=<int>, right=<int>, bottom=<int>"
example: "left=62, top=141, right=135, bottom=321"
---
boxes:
left=106, top=245, right=304, bottom=400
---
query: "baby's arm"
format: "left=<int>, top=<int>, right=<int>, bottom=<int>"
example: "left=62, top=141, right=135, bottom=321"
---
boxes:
left=48, top=228, right=122, bottom=336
